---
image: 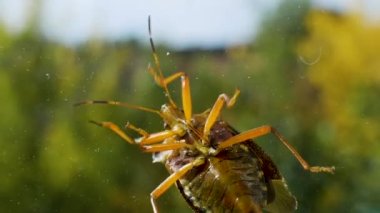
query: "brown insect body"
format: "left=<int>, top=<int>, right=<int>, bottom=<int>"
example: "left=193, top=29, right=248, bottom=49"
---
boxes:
left=155, top=106, right=296, bottom=213
left=76, top=17, right=334, bottom=213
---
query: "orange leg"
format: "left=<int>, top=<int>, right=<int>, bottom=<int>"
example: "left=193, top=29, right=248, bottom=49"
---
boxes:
left=150, top=157, right=205, bottom=213
left=124, top=122, right=178, bottom=145
left=148, top=17, right=192, bottom=123
left=142, top=142, right=188, bottom=153
left=90, top=120, right=181, bottom=148
left=125, top=122, right=149, bottom=138
left=162, top=72, right=192, bottom=124
left=217, top=125, right=335, bottom=174
left=139, top=130, right=178, bottom=145
left=203, top=89, right=240, bottom=140
left=148, top=69, right=193, bottom=123
left=89, top=120, right=136, bottom=144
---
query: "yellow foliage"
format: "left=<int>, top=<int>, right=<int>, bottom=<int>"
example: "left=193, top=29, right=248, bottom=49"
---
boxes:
left=297, top=11, right=380, bottom=156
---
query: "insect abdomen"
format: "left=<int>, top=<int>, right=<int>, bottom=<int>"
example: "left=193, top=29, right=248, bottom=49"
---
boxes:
left=179, top=150, right=268, bottom=213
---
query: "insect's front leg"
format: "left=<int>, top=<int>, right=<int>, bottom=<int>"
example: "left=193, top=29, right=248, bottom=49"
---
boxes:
left=148, top=69, right=193, bottom=123
left=150, top=157, right=205, bottom=213
left=124, top=122, right=184, bottom=146
left=89, top=120, right=136, bottom=144
left=89, top=120, right=181, bottom=147
left=148, top=16, right=192, bottom=122
left=203, top=89, right=240, bottom=140
left=141, top=138, right=188, bottom=153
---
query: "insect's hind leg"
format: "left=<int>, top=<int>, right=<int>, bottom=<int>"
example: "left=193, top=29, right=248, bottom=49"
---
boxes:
left=150, top=157, right=205, bottom=213
left=217, top=125, right=335, bottom=174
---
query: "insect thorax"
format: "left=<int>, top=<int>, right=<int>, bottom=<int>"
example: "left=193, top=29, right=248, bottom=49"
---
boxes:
left=154, top=104, right=226, bottom=164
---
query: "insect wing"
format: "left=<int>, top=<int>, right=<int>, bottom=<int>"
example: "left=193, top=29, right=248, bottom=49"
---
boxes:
left=226, top=124, right=297, bottom=212
left=264, top=179, right=297, bottom=213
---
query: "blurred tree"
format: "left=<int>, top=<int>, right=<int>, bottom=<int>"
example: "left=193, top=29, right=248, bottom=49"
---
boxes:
left=297, top=11, right=380, bottom=212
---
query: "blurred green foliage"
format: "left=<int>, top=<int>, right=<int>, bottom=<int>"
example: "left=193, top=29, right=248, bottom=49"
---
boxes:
left=1, top=1, right=379, bottom=212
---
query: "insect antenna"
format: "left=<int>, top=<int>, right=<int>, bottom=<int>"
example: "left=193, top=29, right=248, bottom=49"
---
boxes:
left=74, top=100, right=163, bottom=117
left=148, top=16, right=177, bottom=108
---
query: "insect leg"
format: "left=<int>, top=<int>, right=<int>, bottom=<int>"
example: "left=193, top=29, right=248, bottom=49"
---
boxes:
left=217, top=125, right=335, bottom=174
left=148, top=16, right=193, bottom=117
left=167, top=72, right=192, bottom=123
left=89, top=120, right=136, bottom=144
left=150, top=157, right=205, bottom=213
left=74, top=100, right=162, bottom=116
left=142, top=142, right=188, bottom=153
left=123, top=122, right=175, bottom=145
left=148, top=69, right=193, bottom=123
left=125, top=122, right=149, bottom=138
left=139, top=130, right=178, bottom=145
left=148, top=17, right=193, bottom=121
left=91, top=119, right=184, bottom=150
left=203, top=89, right=240, bottom=138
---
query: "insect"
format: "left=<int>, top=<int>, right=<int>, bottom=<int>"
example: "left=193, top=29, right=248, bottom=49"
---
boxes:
left=75, top=17, right=335, bottom=213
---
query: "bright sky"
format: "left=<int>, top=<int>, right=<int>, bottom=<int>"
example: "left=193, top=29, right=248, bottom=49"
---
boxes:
left=0, top=0, right=379, bottom=49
